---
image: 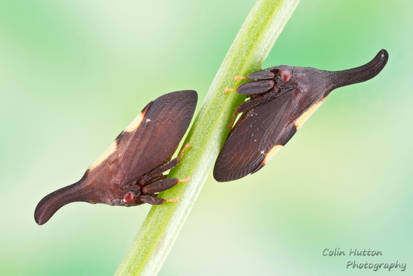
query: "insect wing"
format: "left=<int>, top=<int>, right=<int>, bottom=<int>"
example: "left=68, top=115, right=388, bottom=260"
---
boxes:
left=214, top=90, right=324, bottom=182
left=115, top=90, right=197, bottom=184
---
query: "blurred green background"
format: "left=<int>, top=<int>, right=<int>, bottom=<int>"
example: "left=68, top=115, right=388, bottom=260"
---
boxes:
left=1, top=0, right=412, bottom=275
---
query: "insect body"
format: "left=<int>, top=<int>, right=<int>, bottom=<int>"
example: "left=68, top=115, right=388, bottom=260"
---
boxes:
left=35, top=90, right=197, bottom=225
left=214, top=50, right=388, bottom=182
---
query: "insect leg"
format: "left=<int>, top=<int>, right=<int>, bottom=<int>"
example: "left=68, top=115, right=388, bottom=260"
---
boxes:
left=177, top=143, right=191, bottom=160
left=152, top=159, right=179, bottom=175
left=246, top=69, right=275, bottom=80
left=140, top=160, right=179, bottom=185
left=224, top=88, right=237, bottom=94
left=139, top=194, right=179, bottom=205
left=235, top=69, right=275, bottom=82
left=139, top=195, right=165, bottom=205
left=142, top=178, right=179, bottom=194
left=141, top=144, right=192, bottom=185
left=234, top=76, right=247, bottom=81
left=140, top=176, right=189, bottom=205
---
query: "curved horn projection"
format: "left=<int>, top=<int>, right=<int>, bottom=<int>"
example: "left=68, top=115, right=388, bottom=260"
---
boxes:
left=34, top=182, right=87, bottom=225
left=328, top=49, right=388, bottom=90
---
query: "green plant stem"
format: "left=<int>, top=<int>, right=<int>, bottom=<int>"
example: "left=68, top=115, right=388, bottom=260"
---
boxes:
left=115, top=0, right=299, bottom=275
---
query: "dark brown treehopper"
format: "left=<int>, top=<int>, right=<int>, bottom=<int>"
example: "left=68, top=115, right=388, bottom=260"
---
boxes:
left=35, top=90, right=197, bottom=225
left=214, top=50, right=388, bottom=182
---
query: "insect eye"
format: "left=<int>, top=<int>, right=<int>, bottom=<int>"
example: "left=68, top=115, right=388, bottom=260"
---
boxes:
left=123, top=192, right=136, bottom=204
left=279, top=70, right=291, bottom=82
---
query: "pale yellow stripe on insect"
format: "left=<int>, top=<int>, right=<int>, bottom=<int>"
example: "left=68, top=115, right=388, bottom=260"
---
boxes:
left=90, top=110, right=147, bottom=170
left=263, top=144, right=283, bottom=165
left=89, top=142, right=118, bottom=170
left=125, top=112, right=145, bottom=132
left=294, top=98, right=326, bottom=129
